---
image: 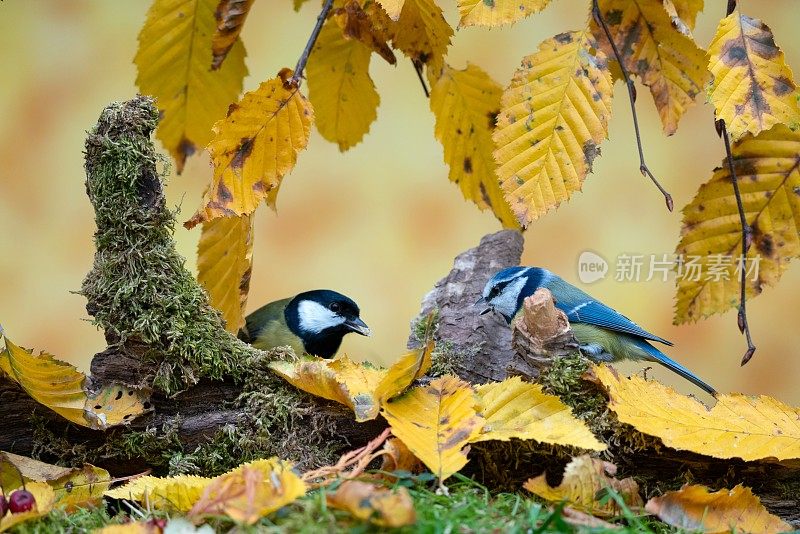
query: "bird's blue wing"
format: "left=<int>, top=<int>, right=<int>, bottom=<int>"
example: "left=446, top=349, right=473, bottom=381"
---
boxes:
left=548, top=278, right=673, bottom=346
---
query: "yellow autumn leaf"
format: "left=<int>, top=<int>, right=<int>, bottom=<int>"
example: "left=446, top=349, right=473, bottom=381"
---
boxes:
left=524, top=455, right=643, bottom=518
left=376, top=0, right=404, bottom=20
left=392, top=0, right=452, bottom=77
left=187, top=72, right=313, bottom=227
left=0, top=482, right=55, bottom=533
left=105, top=474, right=212, bottom=512
left=595, top=364, right=800, bottom=461
left=1, top=335, right=147, bottom=429
left=269, top=355, right=385, bottom=422
left=430, top=63, right=520, bottom=229
left=472, top=377, right=606, bottom=451
left=327, top=480, right=416, bottom=527
left=189, top=458, right=306, bottom=524
left=457, top=0, right=552, bottom=28
left=662, top=0, right=703, bottom=36
left=0, top=452, right=111, bottom=511
left=593, top=0, right=708, bottom=135
left=307, top=15, right=379, bottom=151
left=197, top=214, right=254, bottom=333
left=333, top=1, right=396, bottom=64
left=96, top=523, right=160, bottom=534
left=646, top=484, right=791, bottom=534
left=382, top=375, right=484, bottom=481
left=493, top=29, right=613, bottom=226
left=135, top=0, right=246, bottom=172
left=211, top=0, right=255, bottom=70
left=708, top=11, right=800, bottom=141
left=373, top=342, right=433, bottom=403
left=674, top=125, right=800, bottom=323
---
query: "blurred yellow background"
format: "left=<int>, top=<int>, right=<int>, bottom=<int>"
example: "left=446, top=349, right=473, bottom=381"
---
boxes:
left=1, top=1, right=798, bottom=403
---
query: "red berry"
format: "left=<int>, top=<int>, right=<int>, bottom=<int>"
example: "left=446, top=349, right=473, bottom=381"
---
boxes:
left=8, top=490, right=36, bottom=513
left=0, top=494, right=7, bottom=516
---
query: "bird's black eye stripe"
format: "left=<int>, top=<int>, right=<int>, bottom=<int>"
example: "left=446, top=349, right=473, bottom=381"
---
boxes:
left=329, top=302, right=341, bottom=312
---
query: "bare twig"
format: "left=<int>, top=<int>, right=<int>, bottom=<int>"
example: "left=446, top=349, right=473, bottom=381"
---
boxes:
left=719, top=119, right=756, bottom=366
left=592, top=0, right=673, bottom=211
left=412, top=60, right=430, bottom=98
left=292, top=0, right=335, bottom=84
left=716, top=0, right=755, bottom=365
left=301, top=428, right=392, bottom=487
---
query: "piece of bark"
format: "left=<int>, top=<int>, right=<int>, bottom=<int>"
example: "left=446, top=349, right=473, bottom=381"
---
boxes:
left=408, top=229, right=523, bottom=384
left=508, top=289, right=579, bottom=379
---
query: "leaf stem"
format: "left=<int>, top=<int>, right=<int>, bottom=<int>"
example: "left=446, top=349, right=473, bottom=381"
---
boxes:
left=292, top=0, right=335, bottom=85
left=412, top=60, right=430, bottom=98
left=591, top=0, right=673, bottom=211
left=719, top=121, right=756, bottom=366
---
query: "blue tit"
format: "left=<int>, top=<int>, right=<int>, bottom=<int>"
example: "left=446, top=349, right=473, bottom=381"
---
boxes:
left=238, top=290, right=370, bottom=358
left=476, top=267, right=716, bottom=395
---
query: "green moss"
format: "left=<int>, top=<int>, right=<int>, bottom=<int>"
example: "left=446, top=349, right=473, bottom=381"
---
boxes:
left=8, top=505, right=117, bottom=534
left=79, top=96, right=260, bottom=394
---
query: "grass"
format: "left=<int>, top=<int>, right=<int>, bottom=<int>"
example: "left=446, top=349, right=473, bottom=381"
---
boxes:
left=9, top=475, right=683, bottom=534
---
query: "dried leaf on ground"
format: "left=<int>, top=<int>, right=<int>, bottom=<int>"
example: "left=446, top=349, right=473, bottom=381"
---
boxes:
left=105, top=475, right=211, bottom=512
left=379, top=437, right=425, bottom=475
left=189, top=459, right=305, bottom=524
left=196, top=214, right=254, bottom=333
left=473, top=377, right=606, bottom=451
left=187, top=72, right=313, bottom=227
left=0, top=452, right=110, bottom=510
left=493, top=29, right=613, bottom=226
left=708, top=11, right=800, bottom=140
left=645, top=484, right=791, bottom=533
left=524, top=455, right=643, bottom=517
left=327, top=480, right=416, bottom=527
left=382, top=375, right=484, bottom=481
left=594, top=364, right=800, bottom=461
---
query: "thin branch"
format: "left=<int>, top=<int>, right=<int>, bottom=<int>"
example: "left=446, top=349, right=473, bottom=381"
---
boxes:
left=292, top=0, right=335, bottom=85
left=719, top=120, right=756, bottom=365
left=592, top=0, right=673, bottom=211
left=412, top=60, right=430, bottom=98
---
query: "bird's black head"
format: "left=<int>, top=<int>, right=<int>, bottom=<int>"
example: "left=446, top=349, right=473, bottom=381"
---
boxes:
left=285, top=289, right=370, bottom=358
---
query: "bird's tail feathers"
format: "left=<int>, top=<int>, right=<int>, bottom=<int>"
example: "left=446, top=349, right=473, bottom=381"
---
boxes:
left=639, top=342, right=717, bottom=396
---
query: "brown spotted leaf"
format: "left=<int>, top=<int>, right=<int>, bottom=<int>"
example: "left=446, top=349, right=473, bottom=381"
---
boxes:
left=197, top=214, right=254, bottom=333
left=135, top=0, right=247, bottom=172
left=211, top=0, right=255, bottom=70
left=327, top=480, right=416, bottom=527
left=646, top=484, right=791, bottom=533
left=675, top=125, right=800, bottom=323
left=493, top=29, right=613, bottom=226
left=381, top=375, right=484, bottom=481
left=333, top=1, right=396, bottom=64
left=430, top=63, right=519, bottom=229
left=593, top=0, right=709, bottom=135
left=187, top=72, right=313, bottom=227
left=391, top=0, right=452, bottom=78
left=708, top=11, right=800, bottom=141
left=524, top=455, right=643, bottom=518
left=456, top=0, right=552, bottom=28
left=307, top=14, right=380, bottom=151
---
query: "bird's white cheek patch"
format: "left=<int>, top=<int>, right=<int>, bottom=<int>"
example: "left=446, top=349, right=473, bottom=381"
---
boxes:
left=490, top=276, right=527, bottom=319
left=297, top=300, right=346, bottom=334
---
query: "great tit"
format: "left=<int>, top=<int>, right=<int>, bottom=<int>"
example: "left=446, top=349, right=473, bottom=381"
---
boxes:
left=477, top=266, right=716, bottom=395
left=239, top=289, right=370, bottom=358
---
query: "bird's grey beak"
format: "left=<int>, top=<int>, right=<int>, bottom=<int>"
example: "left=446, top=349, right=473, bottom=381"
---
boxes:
left=344, top=317, right=371, bottom=337
left=474, top=297, right=493, bottom=316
